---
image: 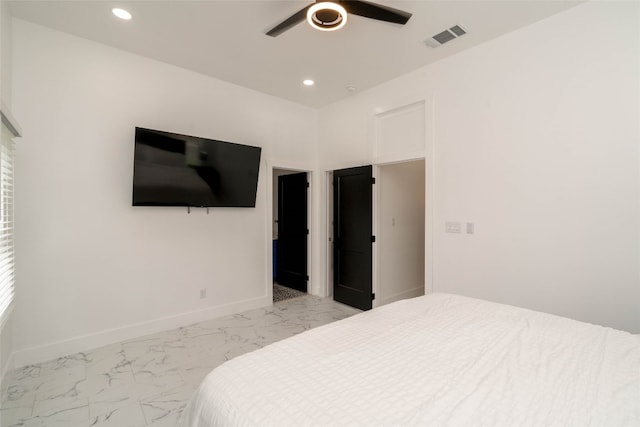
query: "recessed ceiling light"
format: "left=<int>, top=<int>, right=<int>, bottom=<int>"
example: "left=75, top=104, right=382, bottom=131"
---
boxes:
left=303, top=79, right=315, bottom=86
left=112, top=8, right=132, bottom=20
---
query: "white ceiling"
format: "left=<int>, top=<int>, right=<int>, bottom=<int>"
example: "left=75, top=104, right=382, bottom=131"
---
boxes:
left=8, top=0, right=582, bottom=108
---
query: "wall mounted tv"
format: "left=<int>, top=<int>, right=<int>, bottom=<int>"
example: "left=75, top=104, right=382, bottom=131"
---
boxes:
left=132, top=127, right=262, bottom=207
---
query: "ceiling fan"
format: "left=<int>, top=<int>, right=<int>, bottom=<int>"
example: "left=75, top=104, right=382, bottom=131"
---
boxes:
left=266, top=1, right=412, bottom=37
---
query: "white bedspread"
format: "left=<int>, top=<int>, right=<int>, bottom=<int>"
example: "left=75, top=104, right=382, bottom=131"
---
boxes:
left=180, top=293, right=640, bottom=426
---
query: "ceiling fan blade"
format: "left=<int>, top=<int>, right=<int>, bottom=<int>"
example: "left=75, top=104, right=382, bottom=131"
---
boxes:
left=340, top=0, right=412, bottom=25
left=266, top=4, right=313, bottom=37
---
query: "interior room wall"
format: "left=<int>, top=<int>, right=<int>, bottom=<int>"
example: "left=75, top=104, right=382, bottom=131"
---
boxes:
left=0, top=316, right=12, bottom=379
left=0, top=1, right=14, bottom=379
left=12, top=19, right=317, bottom=366
left=318, top=1, right=640, bottom=332
left=377, top=160, right=425, bottom=306
left=0, top=1, right=12, bottom=104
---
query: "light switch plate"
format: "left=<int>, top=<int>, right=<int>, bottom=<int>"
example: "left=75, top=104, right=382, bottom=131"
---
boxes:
left=445, top=222, right=461, bottom=233
left=466, top=222, right=474, bottom=234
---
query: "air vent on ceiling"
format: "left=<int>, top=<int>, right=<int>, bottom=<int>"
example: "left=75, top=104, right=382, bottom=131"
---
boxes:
left=425, top=25, right=467, bottom=48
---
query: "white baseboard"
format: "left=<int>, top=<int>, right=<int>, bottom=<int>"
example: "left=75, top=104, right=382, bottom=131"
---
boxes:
left=377, top=286, right=425, bottom=308
left=0, top=311, right=15, bottom=386
left=12, top=295, right=272, bottom=368
left=1, top=351, right=14, bottom=390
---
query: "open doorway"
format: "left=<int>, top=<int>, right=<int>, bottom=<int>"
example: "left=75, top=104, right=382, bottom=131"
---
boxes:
left=273, top=169, right=308, bottom=302
left=325, top=159, right=426, bottom=310
left=375, top=159, right=426, bottom=307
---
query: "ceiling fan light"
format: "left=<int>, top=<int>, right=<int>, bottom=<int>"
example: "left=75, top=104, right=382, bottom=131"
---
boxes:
left=307, top=2, right=348, bottom=32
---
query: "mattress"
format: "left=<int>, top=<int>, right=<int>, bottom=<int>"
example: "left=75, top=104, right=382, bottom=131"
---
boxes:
left=180, top=293, right=640, bottom=426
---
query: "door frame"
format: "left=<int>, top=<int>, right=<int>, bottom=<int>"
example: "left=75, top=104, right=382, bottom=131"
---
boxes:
left=325, top=164, right=378, bottom=307
left=267, top=163, right=313, bottom=302
left=322, top=156, right=433, bottom=305
left=322, top=161, right=378, bottom=300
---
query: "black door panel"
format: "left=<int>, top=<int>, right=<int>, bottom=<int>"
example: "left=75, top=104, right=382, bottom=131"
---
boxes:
left=333, top=166, right=373, bottom=310
left=277, top=172, right=308, bottom=292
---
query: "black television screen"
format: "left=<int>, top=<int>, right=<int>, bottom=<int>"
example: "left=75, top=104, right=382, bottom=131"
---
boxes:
left=132, top=127, right=261, bottom=207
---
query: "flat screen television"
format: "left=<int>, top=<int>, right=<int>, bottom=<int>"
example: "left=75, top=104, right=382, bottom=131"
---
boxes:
left=132, top=127, right=262, bottom=207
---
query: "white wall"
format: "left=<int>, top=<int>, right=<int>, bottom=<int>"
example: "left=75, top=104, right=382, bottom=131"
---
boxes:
left=12, top=19, right=317, bottom=365
left=0, top=1, right=15, bottom=380
left=0, top=316, right=12, bottom=379
left=0, top=1, right=12, bottom=104
left=319, top=1, right=640, bottom=332
left=377, top=160, right=425, bottom=306
left=9, top=1, right=640, bottom=370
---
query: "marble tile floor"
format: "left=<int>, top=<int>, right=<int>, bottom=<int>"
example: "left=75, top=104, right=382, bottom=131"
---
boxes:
left=2, top=295, right=360, bottom=427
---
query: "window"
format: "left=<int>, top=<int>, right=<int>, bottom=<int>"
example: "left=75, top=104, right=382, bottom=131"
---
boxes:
left=0, top=121, right=15, bottom=328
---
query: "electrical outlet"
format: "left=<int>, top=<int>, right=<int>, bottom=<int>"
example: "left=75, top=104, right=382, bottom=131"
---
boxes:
left=445, top=221, right=461, bottom=233
left=200, top=289, right=207, bottom=299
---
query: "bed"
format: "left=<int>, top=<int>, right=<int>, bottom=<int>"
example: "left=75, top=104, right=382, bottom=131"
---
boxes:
left=179, top=293, right=640, bottom=426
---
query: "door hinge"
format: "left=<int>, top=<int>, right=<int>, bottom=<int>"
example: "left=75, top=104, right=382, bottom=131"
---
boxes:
left=306, top=229, right=310, bottom=235
left=371, top=177, right=376, bottom=184
left=371, top=235, right=376, bottom=243
left=306, top=275, right=309, bottom=281
left=306, top=182, right=310, bottom=188
left=371, top=293, right=376, bottom=300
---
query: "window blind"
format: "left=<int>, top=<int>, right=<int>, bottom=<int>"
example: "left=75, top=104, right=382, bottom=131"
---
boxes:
left=0, top=122, right=15, bottom=328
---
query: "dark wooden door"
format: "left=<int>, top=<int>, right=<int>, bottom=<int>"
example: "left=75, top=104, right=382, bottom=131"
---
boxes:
left=277, top=172, right=308, bottom=292
left=333, top=165, right=373, bottom=310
